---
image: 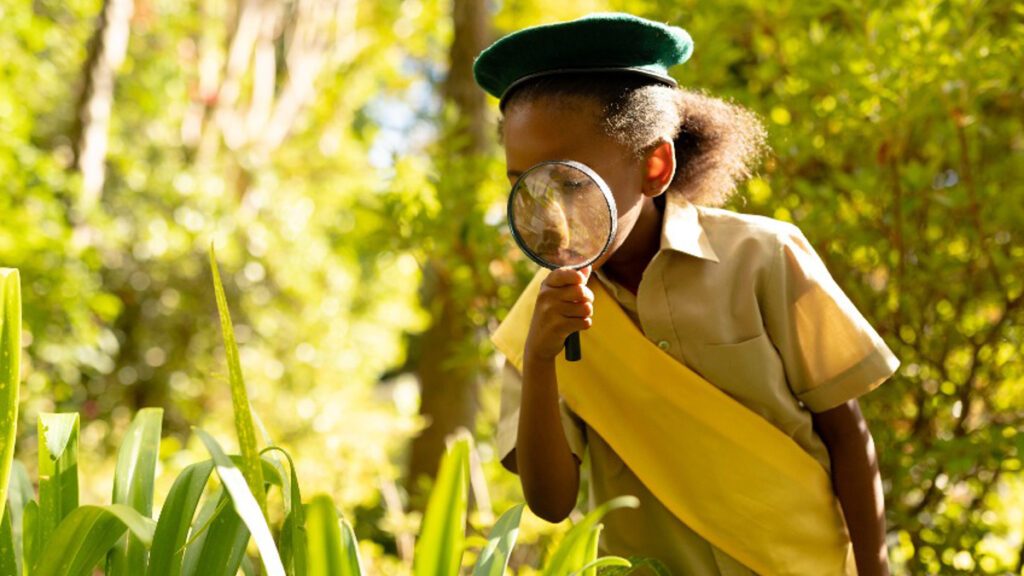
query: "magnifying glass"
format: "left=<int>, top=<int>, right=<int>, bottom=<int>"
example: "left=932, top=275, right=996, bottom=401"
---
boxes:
left=508, top=160, right=617, bottom=361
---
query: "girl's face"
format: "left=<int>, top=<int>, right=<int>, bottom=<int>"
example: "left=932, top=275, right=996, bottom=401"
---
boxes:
left=503, top=97, right=650, bottom=269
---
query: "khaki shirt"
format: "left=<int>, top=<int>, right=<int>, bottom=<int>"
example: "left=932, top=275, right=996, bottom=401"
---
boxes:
left=497, top=193, right=899, bottom=575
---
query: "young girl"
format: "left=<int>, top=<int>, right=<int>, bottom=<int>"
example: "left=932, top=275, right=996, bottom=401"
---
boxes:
left=475, top=13, right=898, bottom=576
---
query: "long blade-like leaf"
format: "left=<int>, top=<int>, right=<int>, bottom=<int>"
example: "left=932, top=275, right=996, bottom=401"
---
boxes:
left=580, top=524, right=605, bottom=576
left=37, top=413, right=80, bottom=547
left=195, top=428, right=284, bottom=576
left=146, top=460, right=215, bottom=576
left=339, top=517, right=363, bottom=576
left=181, top=488, right=248, bottom=576
left=413, top=435, right=470, bottom=576
left=34, top=504, right=156, bottom=576
left=262, top=446, right=307, bottom=576
left=22, top=499, right=37, bottom=573
left=0, top=268, right=21, bottom=523
left=598, top=556, right=673, bottom=576
left=568, top=556, right=632, bottom=576
left=6, top=460, right=33, bottom=575
left=304, top=494, right=363, bottom=576
left=540, top=496, right=639, bottom=576
left=471, top=503, right=524, bottom=576
left=1, top=505, right=15, bottom=576
left=108, top=407, right=163, bottom=576
left=208, top=244, right=267, bottom=519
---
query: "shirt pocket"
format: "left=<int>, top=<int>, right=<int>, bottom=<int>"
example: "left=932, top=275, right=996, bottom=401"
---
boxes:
left=692, top=332, right=791, bottom=425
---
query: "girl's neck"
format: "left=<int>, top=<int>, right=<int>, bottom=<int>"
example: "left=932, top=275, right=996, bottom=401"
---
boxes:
left=601, top=195, right=664, bottom=294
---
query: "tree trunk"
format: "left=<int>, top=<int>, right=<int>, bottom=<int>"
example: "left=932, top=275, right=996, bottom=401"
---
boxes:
left=406, top=0, right=490, bottom=494
left=71, top=0, right=134, bottom=214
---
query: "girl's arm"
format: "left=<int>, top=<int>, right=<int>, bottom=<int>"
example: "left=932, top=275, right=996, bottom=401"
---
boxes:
left=513, top=353, right=581, bottom=522
left=511, top=267, right=592, bottom=523
left=812, top=399, right=890, bottom=576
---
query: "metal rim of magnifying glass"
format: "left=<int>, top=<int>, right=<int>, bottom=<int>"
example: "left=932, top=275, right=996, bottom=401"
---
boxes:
left=507, top=160, right=618, bottom=271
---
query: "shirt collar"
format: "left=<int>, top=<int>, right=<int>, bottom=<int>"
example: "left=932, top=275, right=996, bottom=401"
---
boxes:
left=659, top=193, right=720, bottom=262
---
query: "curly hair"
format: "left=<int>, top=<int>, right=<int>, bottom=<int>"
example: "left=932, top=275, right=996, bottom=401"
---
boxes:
left=499, top=73, right=768, bottom=207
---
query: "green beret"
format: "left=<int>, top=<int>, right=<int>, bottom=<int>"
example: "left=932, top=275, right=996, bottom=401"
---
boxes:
left=473, top=12, right=693, bottom=107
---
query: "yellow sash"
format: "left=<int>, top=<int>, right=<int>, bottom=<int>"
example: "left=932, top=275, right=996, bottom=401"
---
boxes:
left=492, top=270, right=856, bottom=576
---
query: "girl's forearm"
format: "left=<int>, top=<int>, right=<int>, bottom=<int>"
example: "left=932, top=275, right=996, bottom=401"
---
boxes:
left=516, top=353, right=580, bottom=523
left=832, top=434, right=889, bottom=575
left=814, top=401, right=890, bottom=576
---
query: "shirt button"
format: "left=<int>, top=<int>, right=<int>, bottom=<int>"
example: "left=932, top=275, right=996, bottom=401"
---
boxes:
left=657, top=340, right=671, bottom=350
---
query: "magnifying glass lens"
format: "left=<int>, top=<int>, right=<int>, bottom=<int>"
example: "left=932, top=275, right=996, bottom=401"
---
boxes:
left=509, top=162, right=614, bottom=270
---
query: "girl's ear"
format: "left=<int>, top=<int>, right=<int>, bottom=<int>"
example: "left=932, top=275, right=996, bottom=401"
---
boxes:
left=641, top=138, right=676, bottom=198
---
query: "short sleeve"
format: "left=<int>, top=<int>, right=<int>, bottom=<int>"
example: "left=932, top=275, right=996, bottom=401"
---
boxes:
left=763, top=225, right=900, bottom=413
left=497, top=360, right=587, bottom=471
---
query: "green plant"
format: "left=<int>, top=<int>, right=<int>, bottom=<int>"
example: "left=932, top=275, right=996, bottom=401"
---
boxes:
left=1, top=256, right=639, bottom=575
left=0, top=268, right=20, bottom=525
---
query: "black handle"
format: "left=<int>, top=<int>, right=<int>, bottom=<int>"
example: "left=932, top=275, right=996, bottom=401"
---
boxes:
left=564, top=331, right=581, bottom=362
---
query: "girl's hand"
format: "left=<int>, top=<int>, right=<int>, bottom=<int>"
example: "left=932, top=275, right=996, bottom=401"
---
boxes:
left=525, top=266, right=594, bottom=362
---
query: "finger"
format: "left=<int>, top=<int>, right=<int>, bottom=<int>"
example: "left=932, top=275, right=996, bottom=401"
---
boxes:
left=557, top=301, right=593, bottom=318
left=564, top=316, right=592, bottom=331
left=551, top=284, right=594, bottom=303
left=546, top=267, right=588, bottom=288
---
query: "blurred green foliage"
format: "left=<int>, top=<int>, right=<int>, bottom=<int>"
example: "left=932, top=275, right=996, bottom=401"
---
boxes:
left=1, top=0, right=1022, bottom=573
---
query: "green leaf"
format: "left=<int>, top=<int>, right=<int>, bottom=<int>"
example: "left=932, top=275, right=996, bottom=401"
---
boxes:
left=181, top=489, right=248, bottom=576
left=304, top=494, right=363, bottom=576
left=195, top=429, right=285, bottom=576
left=146, top=460, right=214, bottom=576
left=2, top=505, right=16, bottom=576
left=37, top=413, right=79, bottom=548
left=580, top=524, right=605, bottom=576
left=0, top=268, right=21, bottom=525
left=34, top=504, right=156, bottom=576
left=540, top=496, right=639, bottom=576
left=6, top=460, right=33, bottom=576
left=108, top=408, right=163, bottom=576
left=413, top=435, right=470, bottom=576
left=598, top=556, right=673, bottom=576
left=471, top=503, right=524, bottom=576
left=338, top=517, right=362, bottom=576
left=224, top=455, right=284, bottom=489
left=208, top=244, right=267, bottom=520
left=22, top=499, right=37, bottom=574
left=569, top=556, right=632, bottom=576
left=262, top=447, right=306, bottom=576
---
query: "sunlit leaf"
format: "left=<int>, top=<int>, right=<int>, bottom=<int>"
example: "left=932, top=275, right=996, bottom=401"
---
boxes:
left=108, top=407, right=163, bottom=576
left=5, top=457, right=32, bottom=574
left=305, top=493, right=363, bottom=576
left=540, top=496, right=638, bottom=576
left=471, top=503, right=523, bottom=576
left=196, top=428, right=285, bottom=576
left=413, top=435, right=470, bottom=576
left=263, top=446, right=307, bottom=576
left=37, top=413, right=80, bottom=548
left=146, top=460, right=215, bottom=576
left=1, top=506, right=15, bottom=576
left=34, top=504, right=156, bottom=576
left=0, top=268, right=20, bottom=524
left=181, top=488, right=248, bottom=576
left=208, top=244, right=267, bottom=519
